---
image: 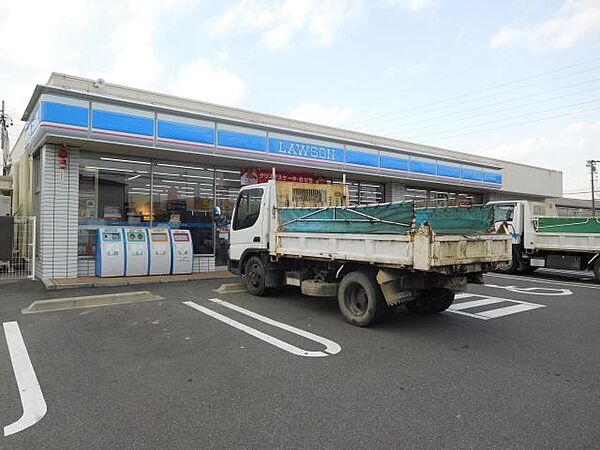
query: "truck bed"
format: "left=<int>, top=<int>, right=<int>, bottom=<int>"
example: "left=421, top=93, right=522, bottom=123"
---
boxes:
left=273, top=230, right=511, bottom=274
left=533, top=217, right=600, bottom=253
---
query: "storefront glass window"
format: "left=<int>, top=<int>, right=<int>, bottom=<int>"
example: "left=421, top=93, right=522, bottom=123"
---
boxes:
left=78, top=154, right=152, bottom=256
left=404, top=188, right=429, bottom=207
left=151, top=162, right=215, bottom=255
left=215, top=168, right=241, bottom=266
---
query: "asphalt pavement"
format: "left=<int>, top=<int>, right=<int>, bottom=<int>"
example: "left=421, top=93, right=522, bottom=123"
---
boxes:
left=0, top=270, right=598, bottom=449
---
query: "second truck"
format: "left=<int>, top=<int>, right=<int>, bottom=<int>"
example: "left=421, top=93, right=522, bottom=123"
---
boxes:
left=489, top=200, right=600, bottom=282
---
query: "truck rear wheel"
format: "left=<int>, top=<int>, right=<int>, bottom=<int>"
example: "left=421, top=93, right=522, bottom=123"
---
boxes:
left=244, top=256, right=269, bottom=296
left=337, top=271, right=387, bottom=327
left=405, top=289, right=455, bottom=315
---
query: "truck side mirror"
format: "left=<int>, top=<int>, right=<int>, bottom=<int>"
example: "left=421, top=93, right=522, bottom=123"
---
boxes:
left=213, top=206, right=222, bottom=220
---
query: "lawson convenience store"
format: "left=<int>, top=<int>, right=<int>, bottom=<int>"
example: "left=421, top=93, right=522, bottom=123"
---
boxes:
left=10, top=73, right=562, bottom=280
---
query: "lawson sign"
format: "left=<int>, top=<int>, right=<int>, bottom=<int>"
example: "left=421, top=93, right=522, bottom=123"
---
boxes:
left=268, top=137, right=344, bottom=164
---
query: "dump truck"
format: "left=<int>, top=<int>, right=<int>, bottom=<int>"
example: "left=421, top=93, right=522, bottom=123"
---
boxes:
left=488, top=200, right=600, bottom=282
left=228, top=181, right=512, bottom=326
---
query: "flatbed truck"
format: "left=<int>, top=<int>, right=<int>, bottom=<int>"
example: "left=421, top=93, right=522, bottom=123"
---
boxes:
left=489, top=200, right=600, bottom=282
left=228, top=181, right=512, bottom=326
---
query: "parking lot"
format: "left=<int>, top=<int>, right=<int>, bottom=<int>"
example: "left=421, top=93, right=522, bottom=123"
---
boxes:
left=1, top=270, right=599, bottom=449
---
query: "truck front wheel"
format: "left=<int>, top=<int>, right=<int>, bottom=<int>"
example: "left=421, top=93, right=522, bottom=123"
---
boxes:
left=337, top=271, right=387, bottom=327
left=244, top=256, right=269, bottom=296
left=405, top=289, right=455, bottom=315
left=593, top=259, right=600, bottom=283
left=496, top=252, right=519, bottom=274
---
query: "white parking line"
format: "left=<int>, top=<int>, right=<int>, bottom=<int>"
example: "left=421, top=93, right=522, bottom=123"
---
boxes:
left=486, top=273, right=600, bottom=290
left=450, top=297, right=507, bottom=311
left=477, top=303, right=542, bottom=319
left=2, top=322, right=47, bottom=436
left=183, top=299, right=341, bottom=357
left=448, top=294, right=545, bottom=320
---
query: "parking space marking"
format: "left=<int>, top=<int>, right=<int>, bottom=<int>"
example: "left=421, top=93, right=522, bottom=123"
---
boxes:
left=2, top=322, right=47, bottom=436
left=484, top=284, right=572, bottom=296
left=486, top=273, right=600, bottom=290
left=449, top=294, right=546, bottom=320
left=183, top=299, right=341, bottom=357
left=450, top=297, right=507, bottom=311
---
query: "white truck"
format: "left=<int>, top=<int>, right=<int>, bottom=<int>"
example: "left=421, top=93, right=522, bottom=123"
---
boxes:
left=227, top=180, right=511, bottom=326
left=488, top=200, right=600, bottom=282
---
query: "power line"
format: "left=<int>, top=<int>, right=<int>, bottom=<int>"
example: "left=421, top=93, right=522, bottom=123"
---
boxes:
left=376, top=83, right=600, bottom=136
left=346, top=56, right=600, bottom=127
left=405, top=104, right=600, bottom=143
left=369, top=76, right=600, bottom=134
left=406, top=97, right=600, bottom=141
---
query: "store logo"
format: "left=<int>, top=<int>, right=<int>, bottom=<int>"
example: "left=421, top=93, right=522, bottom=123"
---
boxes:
left=277, top=140, right=337, bottom=161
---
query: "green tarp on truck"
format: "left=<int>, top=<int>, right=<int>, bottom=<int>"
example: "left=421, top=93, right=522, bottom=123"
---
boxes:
left=536, top=217, right=600, bottom=234
left=278, top=203, right=495, bottom=234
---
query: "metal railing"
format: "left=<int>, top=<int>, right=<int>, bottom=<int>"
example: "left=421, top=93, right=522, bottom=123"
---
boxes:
left=0, top=216, right=36, bottom=280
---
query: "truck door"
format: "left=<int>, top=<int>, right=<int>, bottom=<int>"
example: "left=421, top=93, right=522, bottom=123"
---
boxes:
left=229, top=187, right=266, bottom=262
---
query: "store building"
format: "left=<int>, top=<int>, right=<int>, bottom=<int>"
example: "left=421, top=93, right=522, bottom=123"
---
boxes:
left=10, top=73, right=563, bottom=280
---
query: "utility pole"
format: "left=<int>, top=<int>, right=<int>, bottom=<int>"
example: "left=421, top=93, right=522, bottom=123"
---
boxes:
left=0, top=100, right=14, bottom=176
left=587, top=160, right=599, bottom=217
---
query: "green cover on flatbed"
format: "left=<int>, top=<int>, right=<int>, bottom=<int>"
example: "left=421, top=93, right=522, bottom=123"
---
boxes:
left=278, top=203, right=495, bottom=234
left=536, top=217, right=600, bottom=234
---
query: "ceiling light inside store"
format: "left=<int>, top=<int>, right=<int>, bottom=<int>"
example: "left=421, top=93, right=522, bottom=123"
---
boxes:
left=85, top=166, right=134, bottom=173
left=100, top=157, right=151, bottom=165
left=157, top=163, right=209, bottom=171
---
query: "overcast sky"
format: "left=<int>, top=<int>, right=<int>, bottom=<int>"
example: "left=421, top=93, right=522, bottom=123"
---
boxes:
left=1, top=0, right=599, bottom=197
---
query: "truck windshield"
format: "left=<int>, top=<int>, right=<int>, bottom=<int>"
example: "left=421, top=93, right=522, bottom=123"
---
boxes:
left=494, top=205, right=514, bottom=222
left=232, top=188, right=263, bottom=230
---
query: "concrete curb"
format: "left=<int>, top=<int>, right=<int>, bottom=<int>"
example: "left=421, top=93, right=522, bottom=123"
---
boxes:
left=22, top=291, right=163, bottom=314
left=43, top=273, right=236, bottom=291
left=213, top=282, right=248, bottom=294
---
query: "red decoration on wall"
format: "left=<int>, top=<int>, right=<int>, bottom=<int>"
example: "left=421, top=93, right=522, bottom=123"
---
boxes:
left=57, top=149, right=69, bottom=169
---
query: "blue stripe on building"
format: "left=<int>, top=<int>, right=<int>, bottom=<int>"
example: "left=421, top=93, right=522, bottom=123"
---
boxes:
left=437, top=164, right=461, bottom=178
left=380, top=155, right=409, bottom=172
left=346, top=150, right=378, bottom=167
left=41, top=101, right=88, bottom=128
left=410, top=159, right=437, bottom=175
left=218, top=129, right=266, bottom=152
left=92, top=109, right=154, bottom=136
left=30, top=96, right=503, bottom=187
left=483, top=171, right=502, bottom=184
left=462, top=167, right=483, bottom=181
left=158, top=120, right=215, bottom=145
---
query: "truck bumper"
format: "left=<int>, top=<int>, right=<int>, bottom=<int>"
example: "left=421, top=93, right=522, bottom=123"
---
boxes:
left=227, top=259, right=240, bottom=275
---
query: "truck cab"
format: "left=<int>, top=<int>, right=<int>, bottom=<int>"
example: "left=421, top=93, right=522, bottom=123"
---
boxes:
left=228, top=184, right=270, bottom=273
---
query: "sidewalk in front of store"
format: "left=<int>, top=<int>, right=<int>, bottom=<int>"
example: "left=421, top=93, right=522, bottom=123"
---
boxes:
left=43, top=270, right=236, bottom=290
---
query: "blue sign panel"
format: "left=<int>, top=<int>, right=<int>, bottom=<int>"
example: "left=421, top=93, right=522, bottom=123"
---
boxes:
left=346, top=150, right=378, bottom=167
left=41, top=101, right=88, bottom=128
left=218, top=129, right=265, bottom=152
left=92, top=109, right=154, bottom=136
left=437, top=164, right=461, bottom=179
left=462, top=167, right=483, bottom=181
left=410, top=159, right=437, bottom=175
left=380, top=155, right=409, bottom=172
left=269, top=137, right=344, bottom=164
left=158, top=120, right=214, bottom=145
left=483, top=171, right=502, bottom=184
